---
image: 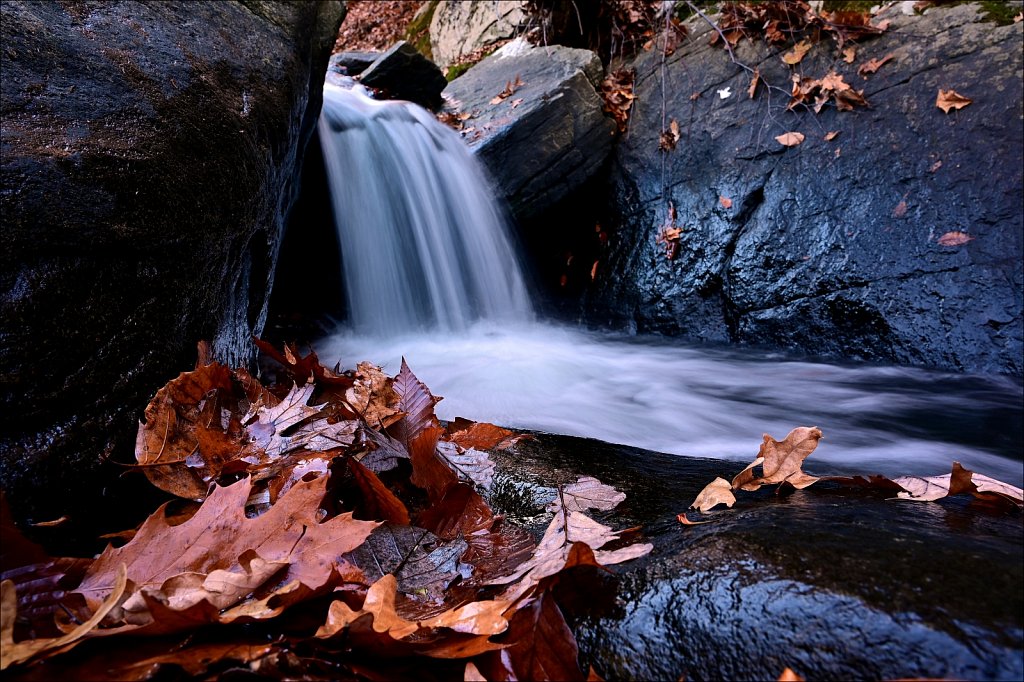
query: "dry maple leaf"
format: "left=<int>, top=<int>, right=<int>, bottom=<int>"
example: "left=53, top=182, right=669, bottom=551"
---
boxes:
left=781, top=39, right=813, bottom=65
left=74, top=476, right=377, bottom=630
left=936, top=89, right=972, bottom=113
left=732, top=426, right=822, bottom=491
left=690, top=477, right=736, bottom=512
left=937, top=231, right=974, bottom=247
left=775, top=131, right=805, bottom=146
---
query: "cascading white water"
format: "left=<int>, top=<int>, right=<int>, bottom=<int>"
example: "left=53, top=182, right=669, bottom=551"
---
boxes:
left=315, top=84, right=1023, bottom=486
left=318, top=83, right=532, bottom=335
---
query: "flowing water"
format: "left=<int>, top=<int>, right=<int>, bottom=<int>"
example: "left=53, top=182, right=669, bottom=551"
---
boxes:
left=315, top=85, right=1024, bottom=486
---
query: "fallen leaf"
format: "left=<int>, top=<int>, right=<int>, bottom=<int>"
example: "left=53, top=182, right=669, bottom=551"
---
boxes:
left=437, top=440, right=496, bottom=489
left=937, top=231, right=974, bottom=247
left=775, top=131, right=805, bottom=146
left=677, top=512, right=711, bottom=525
left=490, top=74, right=524, bottom=104
left=1, top=564, right=128, bottom=670
left=824, top=130, right=840, bottom=141
left=590, top=260, right=599, bottom=281
left=893, top=461, right=1023, bottom=506
left=857, top=53, right=894, bottom=77
left=465, top=661, right=487, bottom=681
left=781, top=39, right=813, bottom=65
left=936, top=89, right=972, bottom=113
left=345, top=362, right=401, bottom=429
left=929, top=159, right=943, bottom=173
left=748, top=69, right=760, bottom=98
left=410, top=425, right=457, bottom=502
left=510, top=98, right=523, bottom=109
left=659, top=118, right=680, bottom=151
left=501, top=588, right=583, bottom=682
left=446, top=420, right=525, bottom=451
left=546, top=476, right=626, bottom=513
left=719, top=195, right=733, bottom=209
left=316, top=574, right=508, bottom=641
left=842, top=46, right=857, bottom=63
left=732, top=427, right=822, bottom=491
left=389, top=359, right=441, bottom=450
left=892, top=200, right=908, bottom=218
left=690, top=477, right=736, bottom=512
left=345, top=525, right=468, bottom=601
left=348, top=458, right=411, bottom=525
left=778, top=667, right=805, bottom=682
left=74, top=476, right=377, bottom=629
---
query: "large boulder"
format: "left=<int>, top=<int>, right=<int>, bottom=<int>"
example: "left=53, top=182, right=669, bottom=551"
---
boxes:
left=586, top=3, right=1022, bottom=375
left=489, top=433, right=1023, bottom=680
left=0, top=0, right=344, bottom=520
left=358, top=40, right=447, bottom=110
left=444, top=39, right=615, bottom=221
left=429, top=0, right=525, bottom=70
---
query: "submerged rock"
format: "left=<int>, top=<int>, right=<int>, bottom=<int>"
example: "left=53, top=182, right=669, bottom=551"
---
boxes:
left=587, top=3, right=1023, bottom=376
left=0, top=0, right=343, bottom=520
left=489, top=433, right=1023, bottom=680
left=444, top=39, right=615, bottom=221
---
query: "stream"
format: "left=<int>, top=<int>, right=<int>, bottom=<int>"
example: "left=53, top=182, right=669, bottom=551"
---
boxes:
left=317, top=322, right=1024, bottom=486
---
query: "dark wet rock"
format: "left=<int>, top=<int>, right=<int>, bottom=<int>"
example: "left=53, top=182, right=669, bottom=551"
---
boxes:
left=488, top=433, right=1023, bottom=681
left=586, top=3, right=1023, bottom=376
left=0, top=0, right=344, bottom=521
left=358, top=40, right=447, bottom=110
left=329, top=50, right=380, bottom=77
left=444, top=39, right=615, bottom=221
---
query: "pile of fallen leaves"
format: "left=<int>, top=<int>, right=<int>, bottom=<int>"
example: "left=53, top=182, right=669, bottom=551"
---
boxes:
left=1, top=343, right=651, bottom=680
left=711, top=0, right=885, bottom=50
left=332, top=0, right=423, bottom=54
left=600, top=68, right=636, bottom=133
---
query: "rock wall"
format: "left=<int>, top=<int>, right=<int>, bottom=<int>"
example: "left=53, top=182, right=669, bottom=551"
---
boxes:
left=429, top=0, right=525, bottom=70
left=0, top=0, right=344, bottom=519
left=586, top=3, right=1022, bottom=375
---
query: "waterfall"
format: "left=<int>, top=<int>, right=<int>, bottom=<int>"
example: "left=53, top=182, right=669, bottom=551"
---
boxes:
left=318, top=83, right=532, bottom=335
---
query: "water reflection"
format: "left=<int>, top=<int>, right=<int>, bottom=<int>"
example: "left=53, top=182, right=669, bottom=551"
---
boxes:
left=317, top=322, right=1024, bottom=485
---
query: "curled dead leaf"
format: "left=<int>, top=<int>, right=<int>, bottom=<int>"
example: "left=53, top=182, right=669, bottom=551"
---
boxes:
left=824, top=130, right=840, bottom=141
left=719, top=195, right=733, bottom=209
left=936, top=89, right=972, bottom=113
left=858, top=53, right=894, bottom=77
left=775, top=131, right=805, bottom=147
left=937, top=231, right=974, bottom=247
left=690, top=477, right=736, bottom=512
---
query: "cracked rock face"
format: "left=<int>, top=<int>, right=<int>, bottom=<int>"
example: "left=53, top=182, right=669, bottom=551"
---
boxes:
left=0, top=0, right=344, bottom=521
left=586, top=3, right=1022, bottom=375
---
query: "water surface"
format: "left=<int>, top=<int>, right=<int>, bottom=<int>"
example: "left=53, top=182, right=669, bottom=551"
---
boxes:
left=317, top=322, right=1024, bottom=486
